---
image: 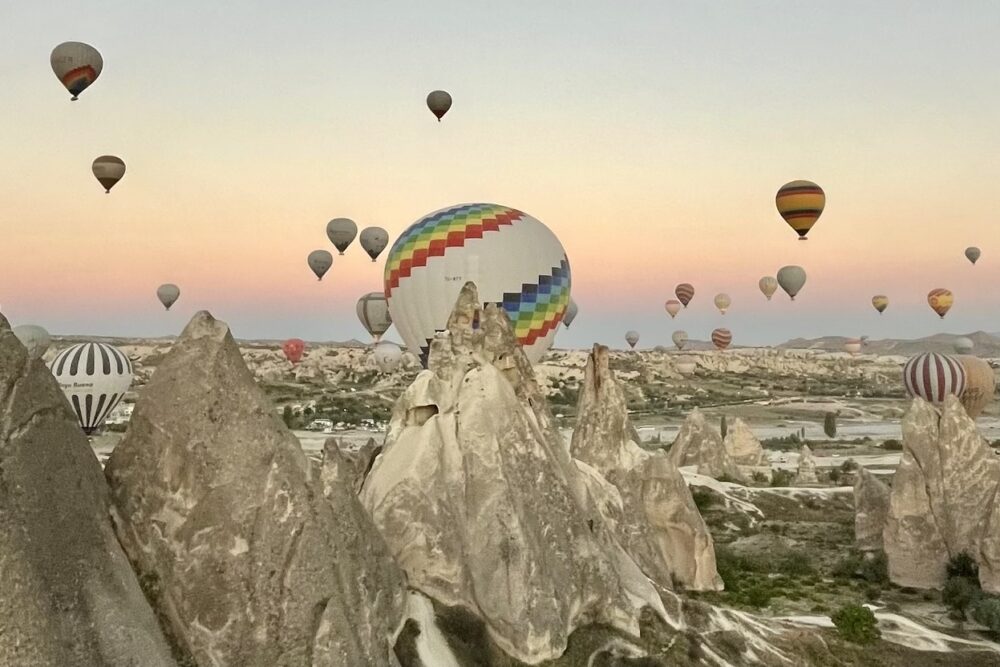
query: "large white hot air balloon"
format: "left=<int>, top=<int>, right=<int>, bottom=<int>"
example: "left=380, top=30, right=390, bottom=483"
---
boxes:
left=12, top=324, right=51, bottom=359
left=385, top=203, right=570, bottom=365
left=954, top=337, right=975, bottom=355
left=51, top=41, right=103, bottom=100
left=373, top=342, right=403, bottom=372
left=359, top=227, right=389, bottom=262
left=357, top=292, right=392, bottom=341
left=714, top=293, right=731, bottom=315
left=49, top=342, right=133, bottom=434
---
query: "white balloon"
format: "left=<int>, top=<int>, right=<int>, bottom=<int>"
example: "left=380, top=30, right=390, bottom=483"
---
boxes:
left=13, top=324, right=51, bottom=359
left=49, top=342, right=133, bottom=434
left=373, top=342, right=403, bottom=372
left=51, top=41, right=103, bottom=100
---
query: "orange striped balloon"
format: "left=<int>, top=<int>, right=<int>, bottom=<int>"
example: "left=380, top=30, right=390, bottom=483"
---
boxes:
left=776, top=180, right=825, bottom=240
left=711, top=328, right=732, bottom=350
left=872, top=295, right=889, bottom=314
left=927, top=288, right=953, bottom=319
left=675, top=283, right=695, bottom=307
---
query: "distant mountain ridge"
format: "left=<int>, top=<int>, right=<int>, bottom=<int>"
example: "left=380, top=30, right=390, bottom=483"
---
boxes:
left=51, top=334, right=374, bottom=349
left=778, top=331, right=1000, bottom=357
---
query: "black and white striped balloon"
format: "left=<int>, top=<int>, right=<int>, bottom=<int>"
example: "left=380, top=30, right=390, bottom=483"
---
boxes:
left=49, top=342, right=133, bottom=434
left=902, top=352, right=966, bottom=406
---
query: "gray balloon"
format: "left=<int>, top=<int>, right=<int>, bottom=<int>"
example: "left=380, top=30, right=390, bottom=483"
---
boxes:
left=966, top=247, right=981, bottom=265
left=625, top=330, right=639, bottom=349
left=563, top=298, right=578, bottom=328
left=426, top=90, right=452, bottom=121
left=954, top=336, right=974, bottom=355
left=359, top=227, right=389, bottom=262
left=672, top=330, right=688, bottom=351
left=156, top=283, right=180, bottom=310
left=776, top=265, right=807, bottom=300
left=326, top=218, right=357, bottom=255
left=12, top=324, right=51, bottom=359
left=308, top=249, right=333, bottom=280
left=357, top=292, right=392, bottom=341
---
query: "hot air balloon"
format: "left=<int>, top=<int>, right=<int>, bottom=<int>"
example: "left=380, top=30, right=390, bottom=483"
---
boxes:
left=965, top=247, right=981, bottom=265
left=954, top=337, right=975, bottom=355
left=775, top=180, right=825, bottom=240
left=92, top=155, right=125, bottom=193
left=844, top=339, right=862, bottom=356
left=676, top=359, right=697, bottom=376
left=50, top=41, right=103, bottom=100
left=385, top=203, right=570, bottom=366
left=373, top=342, right=403, bottom=372
left=927, top=289, right=953, bottom=319
left=49, top=342, right=132, bottom=434
left=307, top=250, right=333, bottom=280
left=872, top=295, right=889, bottom=314
left=359, top=227, right=389, bottom=262
left=711, top=328, right=732, bottom=351
left=675, top=283, right=695, bottom=308
left=625, top=331, right=639, bottom=349
left=777, top=265, right=807, bottom=300
left=665, top=300, right=682, bottom=318
left=357, top=292, right=392, bottom=341
left=672, top=330, right=688, bottom=351
left=156, top=284, right=180, bottom=311
left=902, top=352, right=966, bottom=405
left=282, top=339, right=305, bottom=365
left=759, top=276, right=778, bottom=301
left=714, top=293, right=731, bottom=315
left=12, top=324, right=51, bottom=359
left=563, top=298, right=579, bottom=328
left=326, top=218, right=358, bottom=255
left=956, top=355, right=995, bottom=418
left=426, top=90, right=452, bottom=121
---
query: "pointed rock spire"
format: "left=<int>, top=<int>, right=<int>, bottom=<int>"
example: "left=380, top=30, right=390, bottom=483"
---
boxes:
left=669, top=408, right=744, bottom=481
left=854, top=468, right=890, bottom=553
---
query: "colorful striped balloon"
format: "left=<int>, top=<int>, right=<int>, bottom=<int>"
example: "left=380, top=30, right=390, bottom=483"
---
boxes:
left=49, top=342, right=133, bottom=434
left=776, top=180, right=825, bottom=240
left=675, top=283, right=695, bottom=307
left=927, top=288, right=954, bottom=319
left=872, top=295, right=889, bottom=314
left=711, top=328, right=732, bottom=350
left=50, top=41, right=103, bottom=100
left=903, top=352, right=966, bottom=405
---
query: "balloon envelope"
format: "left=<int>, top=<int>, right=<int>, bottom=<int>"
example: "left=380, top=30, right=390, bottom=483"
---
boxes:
left=49, top=342, right=133, bottom=434
left=903, top=352, right=966, bottom=405
left=563, top=298, right=579, bottom=328
left=92, top=155, right=125, bottom=193
left=672, top=330, right=688, bottom=350
left=359, top=227, right=389, bottom=262
left=872, top=295, right=889, bottom=314
left=357, top=292, right=392, bottom=341
left=954, top=337, right=975, bottom=355
left=326, top=218, right=357, bottom=255
left=711, top=328, right=732, bottom=350
left=676, top=359, right=697, bottom=376
left=373, top=342, right=403, bottom=372
left=12, top=324, right=51, bottom=359
left=714, top=293, right=731, bottom=314
left=307, top=250, right=333, bottom=280
left=844, top=339, right=862, bottom=356
left=625, top=331, right=639, bottom=349
left=156, top=284, right=180, bottom=310
left=927, top=288, right=953, bottom=318
left=759, top=276, right=778, bottom=300
left=675, top=283, right=695, bottom=307
left=426, top=90, right=452, bottom=121
left=51, top=41, right=103, bottom=100
left=282, top=339, right=305, bottom=365
left=775, top=180, right=825, bottom=239
left=965, top=247, right=981, bottom=265
left=956, top=355, right=995, bottom=418
left=385, top=203, right=570, bottom=366
left=777, top=265, right=807, bottom=300
left=665, top=300, right=681, bottom=318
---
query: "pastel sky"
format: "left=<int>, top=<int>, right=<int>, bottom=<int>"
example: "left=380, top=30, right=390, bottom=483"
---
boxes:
left=2, top=1, right=998, bottom=349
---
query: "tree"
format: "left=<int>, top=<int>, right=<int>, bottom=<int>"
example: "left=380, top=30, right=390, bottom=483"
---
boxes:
left=282, top=405, right=294, bottom=427
left=947, top=552, right=980, bottom=580
left=943, top=576, right=980, bottom=620
left=720, top=414, right=728, bottom=439
left=831, top=604, right=881, bottom=644
left=972, top=597, right=1000, bottom=635
left=824, top=411, right=838, bottom=439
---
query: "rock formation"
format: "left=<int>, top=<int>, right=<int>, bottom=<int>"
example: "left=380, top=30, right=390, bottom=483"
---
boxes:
left=794, top=444, right=819, bottom=485
left=0, top=315, right=177, bottom=667
left=884, top=396, right=1000, bottom=591
left=854, top=468, right=891, bottom=553
left=956, top=355, right=996, bottom=418
left=570, top=344, right=722, bottom=591
left=320, top=437, right=381, bottom=494
left=723, top=417, right=767, bottom=466
left=361, top=284, right=667, bottom=664
left=105, top=311, right=406, bottom=667
left=668, top=408, right=744, bottom=481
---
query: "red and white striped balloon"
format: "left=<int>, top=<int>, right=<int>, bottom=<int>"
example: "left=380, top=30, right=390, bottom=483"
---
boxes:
left=711, top=328, right=732, bottom=351
left=902, top=352, right=967, bottom=405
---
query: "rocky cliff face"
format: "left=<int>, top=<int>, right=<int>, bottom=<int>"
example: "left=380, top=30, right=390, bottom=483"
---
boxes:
left=105, top=311, right=406, bottom=666
left=570, top=344, right=722, bottom=591
left=668, top=408, right=743, bottom=481
left=854, top=468, right=891, bottom=553
left=884, top=396, right=1000, bottom=591
left=794, top=445, right=819, bottom=485
left=723, top=418, right=766, bottom=467
left=361, top=285, right=668, bottom=664
left=0, top=315, right=177, bottom=667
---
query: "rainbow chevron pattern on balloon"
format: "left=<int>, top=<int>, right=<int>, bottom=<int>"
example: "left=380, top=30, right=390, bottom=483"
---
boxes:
left=500, top=258, right=571, bottom=346
left=384, top=203, right=525, bottom=296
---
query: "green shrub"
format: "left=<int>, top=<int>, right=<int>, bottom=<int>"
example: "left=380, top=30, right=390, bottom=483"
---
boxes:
left=947, top=552, right=979, bottom=580
left=943, top=576, right=980, bottom=620
left=770, top=469, right=794, bottom=487
left=824, top=412, right=837, bottom=439
left=751, top=471, right=769, bottom=485
left=860, top=552, right=889, bottom=584
left=881, top=439, right=903, bottom=451
left=778, top=550, right=815, bottom=576
left=840, top=459, right=859, bottom=473
left=721, top=414, right=728, bottom=439
left=831, top=604, right=881, bottom=644
left=691, top=488, right=715, bottom=513
left=972, top=597, right=1000, bottom=634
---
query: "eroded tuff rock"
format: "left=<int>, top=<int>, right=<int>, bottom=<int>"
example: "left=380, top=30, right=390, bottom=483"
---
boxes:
left=105, top=311, right=406, bottom=667
left=668, top=408, right=743, bottom=481
left=854, top=468, right=891, bottom=553
left=570, top=344, right=721, bottom=591
left=0, top=314, right=176, bottom=667
left=361, top=284, right=668, bottom=664
left=884, top=396, right=1000, bottom=591
left=320, top=437, right=381, bottom=494
left=723, top=418, right=766, bottom=467
left=794, top=445, right=819, bottom=485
